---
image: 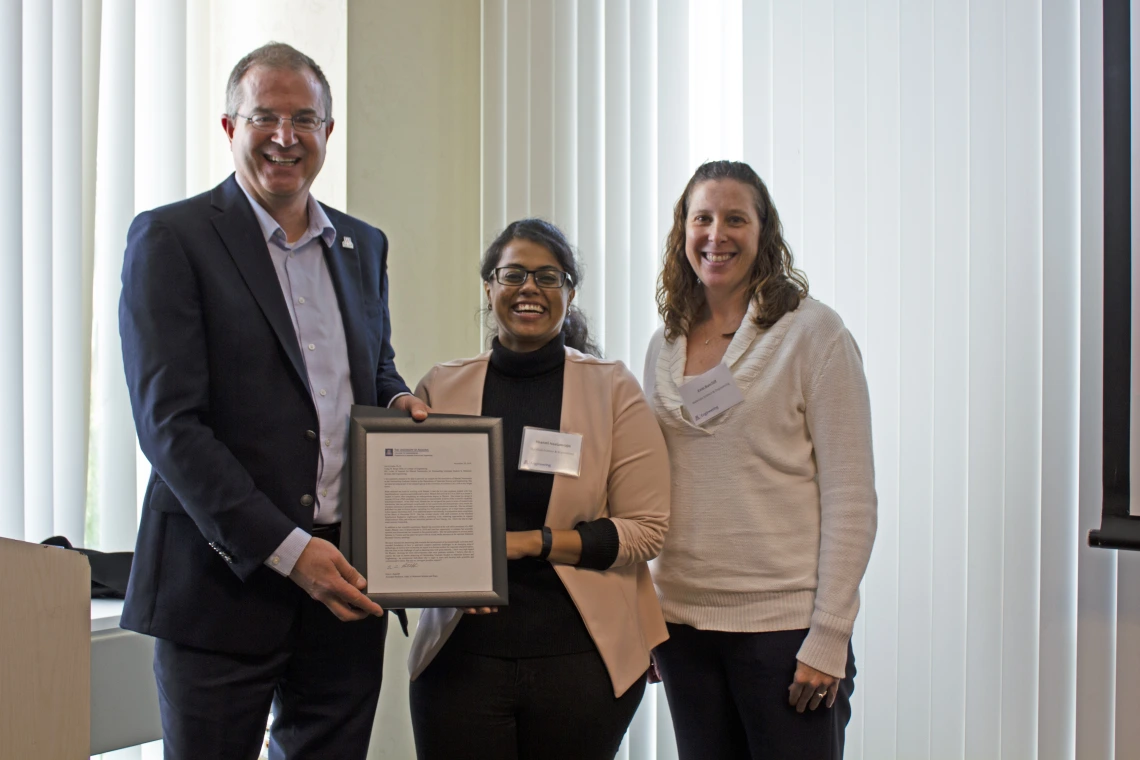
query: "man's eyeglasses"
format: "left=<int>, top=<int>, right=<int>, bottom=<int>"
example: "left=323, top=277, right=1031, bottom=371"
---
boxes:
left=490, top=266, right=572, bottom=289
left=233, top=113, right=328, bottom=133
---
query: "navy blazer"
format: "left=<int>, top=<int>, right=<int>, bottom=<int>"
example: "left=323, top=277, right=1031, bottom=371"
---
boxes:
left=118, top=175, right=411, bottom=655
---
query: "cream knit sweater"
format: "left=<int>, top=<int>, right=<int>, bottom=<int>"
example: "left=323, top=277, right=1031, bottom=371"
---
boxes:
left=643, top=297, right=877, bottom=678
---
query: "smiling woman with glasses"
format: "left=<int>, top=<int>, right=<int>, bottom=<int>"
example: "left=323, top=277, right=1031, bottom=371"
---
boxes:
left=491, top=265, right=574, bottom=289
left=405, top=218, right=671, bottom=760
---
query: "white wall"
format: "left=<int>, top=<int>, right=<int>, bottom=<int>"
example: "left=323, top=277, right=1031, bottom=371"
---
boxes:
left=347, top=0, right=483, bottom=388
left=344, top=2, right=482, bottom=757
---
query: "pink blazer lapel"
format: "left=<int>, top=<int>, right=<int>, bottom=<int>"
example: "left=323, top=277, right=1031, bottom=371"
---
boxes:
left=546, top=353, right=610, bottom=530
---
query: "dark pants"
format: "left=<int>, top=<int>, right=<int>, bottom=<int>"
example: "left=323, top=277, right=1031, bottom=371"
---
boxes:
left=153, top=599, right=388, bottom=760
left=409, top=646, right=647, bottom=760
left=654, top=624, right=856, bottom=760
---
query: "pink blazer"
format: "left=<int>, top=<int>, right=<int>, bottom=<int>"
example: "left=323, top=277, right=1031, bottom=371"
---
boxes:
left=405, top=347, right=671, bottom=696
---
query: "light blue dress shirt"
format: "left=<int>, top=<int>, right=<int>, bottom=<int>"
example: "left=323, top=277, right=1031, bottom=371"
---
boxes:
left=236, top=180, right=353, bottom=577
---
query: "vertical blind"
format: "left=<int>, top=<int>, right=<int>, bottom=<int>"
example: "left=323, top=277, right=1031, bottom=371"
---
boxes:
left=1, top=0, right=350, bottom=558
left=481, top=1, right=1123, bottom=758
left=1, top=0, right=1133, bottom=758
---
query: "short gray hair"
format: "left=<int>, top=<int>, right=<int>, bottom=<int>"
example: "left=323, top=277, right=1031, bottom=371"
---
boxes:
left=225, top=42, right=333, bottom=120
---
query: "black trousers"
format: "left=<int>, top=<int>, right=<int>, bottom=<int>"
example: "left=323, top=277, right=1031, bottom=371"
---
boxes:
left=153, top=599, right=388, bottom=760
left=409, top=645, right=647, bottom=760
left=654, top=624, right=856, bottom=760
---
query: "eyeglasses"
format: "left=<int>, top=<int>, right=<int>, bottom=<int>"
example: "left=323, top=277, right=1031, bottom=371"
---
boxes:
left=233, top=112, right=328, bottom=133
left=490, top=266, right=572, bottom=289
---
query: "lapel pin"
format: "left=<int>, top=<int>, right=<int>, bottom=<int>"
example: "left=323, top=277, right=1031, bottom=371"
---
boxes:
left=341, top=236, right=354, bottom=249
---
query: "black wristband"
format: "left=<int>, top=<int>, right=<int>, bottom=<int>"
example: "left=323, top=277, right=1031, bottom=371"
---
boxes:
left=538, top=526, right=553, bottom=560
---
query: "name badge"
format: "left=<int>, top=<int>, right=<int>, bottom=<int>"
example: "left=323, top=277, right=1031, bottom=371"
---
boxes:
left=678, top=362, right=745, bottom=425
left=519, top=427, right=583, bottom=477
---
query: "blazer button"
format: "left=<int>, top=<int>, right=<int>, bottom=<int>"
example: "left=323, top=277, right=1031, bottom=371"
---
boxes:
left=300, top=494, right=314, bottom=507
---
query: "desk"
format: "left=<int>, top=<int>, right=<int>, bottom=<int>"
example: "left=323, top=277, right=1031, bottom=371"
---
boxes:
left=91, top=600, right=162, bottom=755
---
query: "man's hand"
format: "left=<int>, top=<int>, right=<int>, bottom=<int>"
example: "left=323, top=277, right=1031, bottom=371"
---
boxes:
left=391, top=394, right=430, bottom=421
left=289, top=537, right=385, bottom=621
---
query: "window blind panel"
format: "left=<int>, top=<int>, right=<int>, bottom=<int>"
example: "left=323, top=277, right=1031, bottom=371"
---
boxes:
left=770, top=1, right=804, bottom=255
left=482, top=0, right=507, bottom=242
left=0, top=0, right=23, bottom=541
left=1039, top=3, right=1082, bottom=756
left=135, top=0, right=187, bottom=211
left=741, top=0, right=772, bottom=181
left=529, top=0, right=555, bottom=221
left=92, top=0, right=137, bottom=551
left=930, top=0, right=971, bottom=756
left=861, top=0, right=902, bottom=756
left=628, top=0, right=658, bottom=370
left=80, top=0, right=100, bottom=545
left=656, top=0, right=688, bottom=249
left=604, top=0, right=631, bottom=365
left=801, top=0, right=834, bottom=304
left=624, top=681, right=656, bottom=760
left=1116, top=553, right=1140, bottom=753
left=720, top=1, right=743, bottom=160
left=831, top=3, right=869, bottom=755
left=576, top=0, right=605, bottom=343
left=134, top=0, right=188, bottom=516
left=688, top=0, right=723, bottom=165
left=22, top=0, right=53, bottom=544
left=1074, top=1, right=1116, bottom=757
left=505, top=0, right=530, bottom=222
left=965, top=0, right=1008, bottom=754
left=553, top=0, right=577, bottom=239
left=896, top=1, right=935, bottom=756
left=186, top=0, right=212, bottom=197
left=52, top=0, right=86, bottom=543
left=1000, top=2, right=1045, bottom=757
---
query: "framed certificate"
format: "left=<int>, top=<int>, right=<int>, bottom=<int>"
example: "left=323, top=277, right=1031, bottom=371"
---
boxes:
left=346, top=405, right=508, bottom=608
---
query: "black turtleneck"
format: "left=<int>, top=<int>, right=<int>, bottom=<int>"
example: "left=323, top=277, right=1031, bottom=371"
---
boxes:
left=446, top=334, right=619, bottom=658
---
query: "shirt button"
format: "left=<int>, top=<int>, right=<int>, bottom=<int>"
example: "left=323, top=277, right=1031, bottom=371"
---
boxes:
left=271, top=556, right=280, bottom=566
left=300, top=494, right=314, bottom=507
left=305, top=430, right=317, bottom=440
left=307, top=343, right=315, bottom=351
left=321, top=489, right=328, bottom=497
left=319, top=389, right=327, bottom=396
left=323, top=438, right=330, bottom=447
left=298, top=297, right=306, bottom=304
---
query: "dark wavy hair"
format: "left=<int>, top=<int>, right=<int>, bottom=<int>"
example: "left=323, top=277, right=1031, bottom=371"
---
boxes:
left=480, top=218, right=602, bottom=357
left=657, top=160, right=808, bottom=341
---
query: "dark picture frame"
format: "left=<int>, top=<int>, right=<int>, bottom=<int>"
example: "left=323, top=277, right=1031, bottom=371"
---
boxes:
left=346, top=405, right=509, bottom=607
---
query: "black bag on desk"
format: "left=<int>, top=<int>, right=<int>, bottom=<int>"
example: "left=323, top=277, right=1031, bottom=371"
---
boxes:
left=40, top=536, right=133, bottom=599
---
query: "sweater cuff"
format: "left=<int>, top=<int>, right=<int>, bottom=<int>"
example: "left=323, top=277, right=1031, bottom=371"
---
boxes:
left=574, top=518, right=620, bottom=570
left=795, top=608, right=855, bottom=679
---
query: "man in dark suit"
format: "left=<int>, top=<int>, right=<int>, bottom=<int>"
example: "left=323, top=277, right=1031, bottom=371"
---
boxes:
left=118, top=42, right=428, bottom=759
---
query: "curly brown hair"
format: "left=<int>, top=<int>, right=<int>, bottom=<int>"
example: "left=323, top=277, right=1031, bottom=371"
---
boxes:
left=657, top=160, right=808, bottom=341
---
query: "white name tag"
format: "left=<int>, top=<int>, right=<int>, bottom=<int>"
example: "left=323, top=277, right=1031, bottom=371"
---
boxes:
left=678, top=362, right=745, bottom=425
left=519, top=427, right=583, bottom=477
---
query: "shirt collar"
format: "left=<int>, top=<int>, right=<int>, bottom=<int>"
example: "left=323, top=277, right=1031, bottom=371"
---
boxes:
left=234, top=175, right=337, bottom=249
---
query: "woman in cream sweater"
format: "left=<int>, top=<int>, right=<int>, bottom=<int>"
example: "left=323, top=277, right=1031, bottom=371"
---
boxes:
left=408, top=218, right=670, bottom=760
left=644, top=161, right=877, bottom=759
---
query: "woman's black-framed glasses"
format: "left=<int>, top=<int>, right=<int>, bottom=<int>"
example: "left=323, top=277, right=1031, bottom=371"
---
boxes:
left=490, top=266, right=572, bottom=289
left=233, top=112, right=328, bottom=133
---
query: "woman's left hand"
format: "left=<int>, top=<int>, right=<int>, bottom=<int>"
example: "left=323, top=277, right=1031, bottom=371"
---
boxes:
left=788, top=660, right=838, bottom=713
